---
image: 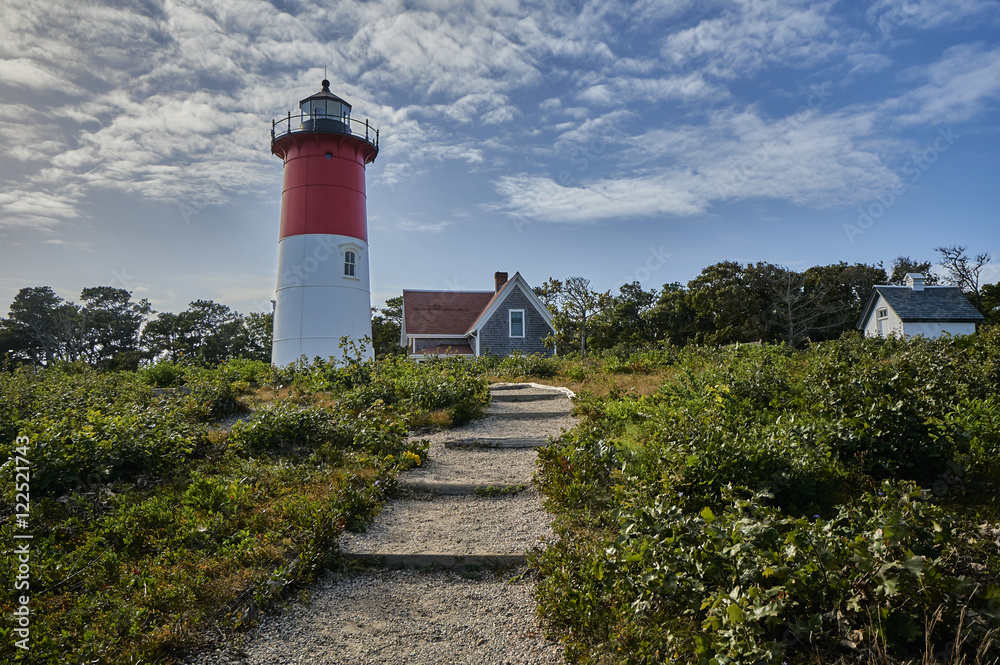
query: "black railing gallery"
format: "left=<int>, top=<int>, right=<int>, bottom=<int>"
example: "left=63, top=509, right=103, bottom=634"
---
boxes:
left=271, top=111, right=379, bottom=150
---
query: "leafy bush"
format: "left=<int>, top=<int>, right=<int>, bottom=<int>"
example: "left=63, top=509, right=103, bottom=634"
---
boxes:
left=532, top=333, right=1000, bottom=664
left=479, top=351, right=560, bottom=378
left=138, top=360, right=187, bottom=387
left=220, top=358, right=275, bottom=385
left=227, top=400, right=351, bottom=455
left=0, top=352, right=488, bottom=662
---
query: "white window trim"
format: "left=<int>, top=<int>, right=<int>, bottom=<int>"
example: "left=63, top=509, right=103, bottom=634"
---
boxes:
left=338, top=242, right=363, bottom=282
left=876, top=308, right=888, bottom=320
left=509, top=309, right=525, bottom=338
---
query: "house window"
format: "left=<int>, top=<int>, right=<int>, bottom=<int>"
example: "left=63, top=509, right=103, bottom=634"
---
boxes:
left=509, top=309, right=524, bottom=338
left=876, top=308, right=889, bottom=336
left=344, top=250, right=356, bottom=277
left=876, top=308, right=888, bottom=320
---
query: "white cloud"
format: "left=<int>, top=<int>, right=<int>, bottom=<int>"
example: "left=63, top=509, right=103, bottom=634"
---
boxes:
left=889, top=44, right=1000, bottom=126
left=660, top=0, right=845, bottom=78
left=494, top=104, right=902, bottom=223
left=866, top=0, right=1000, bottom=36
left=0, top=0, right=997, bottom=238
left=0, top=188, right=82, bottom=228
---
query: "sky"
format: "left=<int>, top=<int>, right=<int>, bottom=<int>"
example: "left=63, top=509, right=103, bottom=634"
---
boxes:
left=1, top=0, right=999, bottom=317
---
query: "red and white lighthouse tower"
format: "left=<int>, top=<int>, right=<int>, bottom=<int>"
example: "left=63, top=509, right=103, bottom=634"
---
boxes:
left=270, top=80, right=379, bottom=365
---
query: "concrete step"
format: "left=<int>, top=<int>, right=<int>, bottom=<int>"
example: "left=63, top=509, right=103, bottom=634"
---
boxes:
left=344, top=552, right=526, bottom=571
left=490, top=392, right=565, bottom=402
left=484, top=410, right=571, bottom=419
left=444, top=437, right=549, bottom=449
left=397, top=480, right=527, bottom=496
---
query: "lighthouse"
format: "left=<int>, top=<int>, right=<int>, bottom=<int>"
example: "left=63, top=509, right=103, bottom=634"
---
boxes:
left=270, top=80, right=379, bottom=365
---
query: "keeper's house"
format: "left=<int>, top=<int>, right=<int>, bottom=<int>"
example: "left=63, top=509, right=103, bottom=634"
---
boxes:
left=857, top=273, right=984, bottom=339
left=400, top=272, right=555, bottom=359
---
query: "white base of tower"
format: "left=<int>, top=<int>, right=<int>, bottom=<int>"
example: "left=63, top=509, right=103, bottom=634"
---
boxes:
left=271, top=233, right=374, bottom=366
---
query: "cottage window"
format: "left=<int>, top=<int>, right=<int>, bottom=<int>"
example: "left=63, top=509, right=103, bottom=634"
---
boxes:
left=344, top=251, right=356, bottom=277
left=509, top=310, right=524, bottom=338
left=876, top=308, right=889, bottom=337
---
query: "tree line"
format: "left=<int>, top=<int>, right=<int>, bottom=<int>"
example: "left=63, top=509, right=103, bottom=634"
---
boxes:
left=3, top=246, right=994, bottom=368
left=536, top=247, right=998, bottom=354
left=0, top=286, right=273, bottom=371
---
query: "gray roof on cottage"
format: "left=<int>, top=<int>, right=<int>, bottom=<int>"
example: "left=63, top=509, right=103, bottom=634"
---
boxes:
left=857, top=285, right=985, bottom=328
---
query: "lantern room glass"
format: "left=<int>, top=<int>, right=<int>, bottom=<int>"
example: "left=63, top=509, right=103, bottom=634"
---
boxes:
left=302, top=98, right=350, bottom=123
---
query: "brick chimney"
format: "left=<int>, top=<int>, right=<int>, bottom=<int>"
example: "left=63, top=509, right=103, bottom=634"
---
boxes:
left=494, top=271, right=508, bottom=293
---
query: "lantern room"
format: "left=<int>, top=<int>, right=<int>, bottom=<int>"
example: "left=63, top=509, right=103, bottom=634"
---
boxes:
left=299, top=79, right=351, bottom=133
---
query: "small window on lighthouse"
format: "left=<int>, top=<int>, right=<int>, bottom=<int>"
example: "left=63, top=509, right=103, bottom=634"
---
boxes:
left=344, top=251, right=356, bottom=277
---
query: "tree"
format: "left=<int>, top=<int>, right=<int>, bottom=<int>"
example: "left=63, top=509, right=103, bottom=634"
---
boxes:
left=141, top=312, right=187, bottom=362
left=645, top=282, right=696, bottom=346
left=888, top=256, right=938, bottom=285
left=371, top=296, right=404, bottom=357
left=980, top=282, right=1000, bottom=327
left=562, top=276, right=603, bottom=355
left=533, top=278, right=564, bottom=311
left=533, top=277, right=606, bottom=354
left=935, top=245, right=992, bottom=311
left=182, top=300, right=243, bottom=365
left=240, top=311, right=274, bottom=362
left=589, top=282, right=656, bottom=351
left=802, top=262, right=888, bottom=341
left=4, top=287, right=66, bottom=366
left=765, top=265, right=865, bottom=347
left=686, top=261, right=770, bottom=344
left=79, top=286, right=151, bottom=368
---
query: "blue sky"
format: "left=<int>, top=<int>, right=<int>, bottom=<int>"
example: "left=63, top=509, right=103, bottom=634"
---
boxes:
left=1, top=0, right=999, bottom=316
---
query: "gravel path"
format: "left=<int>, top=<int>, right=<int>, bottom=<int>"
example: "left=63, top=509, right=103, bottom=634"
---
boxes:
left=185, top=383, right=574, bottom=665
left=339, top=491, right=553, bottom=555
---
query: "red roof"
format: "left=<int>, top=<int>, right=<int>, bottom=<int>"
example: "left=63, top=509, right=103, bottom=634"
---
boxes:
left=402, top=290, right=497, bottom=335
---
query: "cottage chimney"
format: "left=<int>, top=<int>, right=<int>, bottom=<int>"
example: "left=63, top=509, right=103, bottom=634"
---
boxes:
left=494, top=272, right=508, bottom=293
left=905, top=273, right=925, bottom=291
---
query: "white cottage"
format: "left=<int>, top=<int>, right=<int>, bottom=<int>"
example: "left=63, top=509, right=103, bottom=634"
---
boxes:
left=857, top=273, right=984, bottom=339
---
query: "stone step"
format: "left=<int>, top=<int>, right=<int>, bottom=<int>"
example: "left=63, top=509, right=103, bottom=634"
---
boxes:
left=484, top=410, right=571, bottom=420
left=490, top=392, right=565, bottom=402
left=397, top=480, right=527, bottom=496
left=344, top=552, right=526, bottom=571
left=444, top=437, right=549, bottom=449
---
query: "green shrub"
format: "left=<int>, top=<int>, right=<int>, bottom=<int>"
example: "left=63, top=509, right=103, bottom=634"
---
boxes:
left=138, top=361, right=186, bottom=387
left=227, top=400, right=350, bottom=455
left=533, top=334, right=1000, bottom=665
left=535, top=484, right=998, bottom=664
left=220, top=358, right=275, bottom=385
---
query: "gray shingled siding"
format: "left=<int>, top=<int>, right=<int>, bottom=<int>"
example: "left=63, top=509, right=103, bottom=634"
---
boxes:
left=478, top=285, right=554, bottom=356
left=413, top=337, right=471, bottom=353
